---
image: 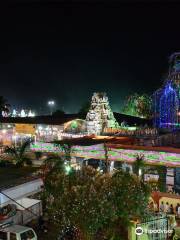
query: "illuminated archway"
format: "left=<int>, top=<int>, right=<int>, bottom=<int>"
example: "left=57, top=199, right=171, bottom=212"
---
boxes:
left=64, top=119, right=86, bottom=133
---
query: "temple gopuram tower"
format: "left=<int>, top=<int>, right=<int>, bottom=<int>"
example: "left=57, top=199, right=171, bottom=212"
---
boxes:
left=86, top=92, right=119, bottom=135
left=153, top=53, right=180, bottom=129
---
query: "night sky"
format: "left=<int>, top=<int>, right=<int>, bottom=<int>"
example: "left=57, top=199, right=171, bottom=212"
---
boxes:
left=1, top=0, right=180, bottom=113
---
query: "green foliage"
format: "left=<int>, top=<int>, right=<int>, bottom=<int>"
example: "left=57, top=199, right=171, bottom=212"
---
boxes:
left=43, top=155, right=64, bottom=174
left=43, top=166, right=151, bottom=240
left=111, top=170, right=150, bottom=222
left=123, top=93, right=152, bottom=119
left=4, top=140, right=32, bottom=167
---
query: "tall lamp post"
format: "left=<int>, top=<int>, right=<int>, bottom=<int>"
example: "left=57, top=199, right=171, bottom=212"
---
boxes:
left=48, top=100, right=55, bottom=115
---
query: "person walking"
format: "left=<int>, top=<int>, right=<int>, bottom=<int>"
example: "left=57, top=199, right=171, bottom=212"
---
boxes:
left=159, top=201, right=165, bottom=212
left=165, top=202, right=170, bottom=214
left=154, top=202, right=158, bottom=213
left=170, top=204, right=175, bottom=215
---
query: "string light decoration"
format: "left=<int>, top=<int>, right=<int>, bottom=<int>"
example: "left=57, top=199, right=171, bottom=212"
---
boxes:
left=154, top=53, right=180, bottom=129
left=159, top=81, right=179, bottom=128
left=31, top=142, right=180, bottom=167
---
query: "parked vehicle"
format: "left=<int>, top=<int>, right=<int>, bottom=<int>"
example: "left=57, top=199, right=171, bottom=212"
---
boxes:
left=0, top=224, right=37, bottom=240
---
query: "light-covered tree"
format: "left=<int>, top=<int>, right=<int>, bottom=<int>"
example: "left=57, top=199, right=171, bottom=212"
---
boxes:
left=43, top=166, right=151, bottom=240
left=132, top=154, right=145, bottom=179
left=123, top=93, right=152, bottom=119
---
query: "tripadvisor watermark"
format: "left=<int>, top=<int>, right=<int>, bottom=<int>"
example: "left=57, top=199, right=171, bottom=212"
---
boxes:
left=135, top=227, right=173, bottom=236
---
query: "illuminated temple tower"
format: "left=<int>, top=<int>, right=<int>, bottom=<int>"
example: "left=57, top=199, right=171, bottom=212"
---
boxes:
left=86, top=92, right=119, bottom=135
left=154, top=53, right=180, bottom=129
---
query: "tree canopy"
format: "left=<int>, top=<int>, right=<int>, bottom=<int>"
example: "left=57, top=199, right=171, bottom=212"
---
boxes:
left=43, top=164, right=151, bottom=240
left=122, top=93, right=152, bottom=119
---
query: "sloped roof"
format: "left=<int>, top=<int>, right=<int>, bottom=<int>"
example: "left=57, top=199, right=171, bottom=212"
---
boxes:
left=0, top=114, right=85, bottom=125
left=0, top=113, right=151, bottom=126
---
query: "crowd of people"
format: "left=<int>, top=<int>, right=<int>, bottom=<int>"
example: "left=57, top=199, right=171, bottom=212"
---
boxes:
left=149, top=200, right=180, bottom=239
left=159, top=202, right=180, bottom=217
left=149, top=201, right=180, bottom=216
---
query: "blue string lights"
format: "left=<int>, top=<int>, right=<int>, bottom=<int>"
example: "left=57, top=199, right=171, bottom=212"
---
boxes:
left=159, top=82, right=179, bottom=128
left=154, top=53, right=180, bottom=129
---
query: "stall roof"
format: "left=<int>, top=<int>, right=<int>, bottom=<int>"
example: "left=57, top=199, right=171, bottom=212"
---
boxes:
left=0, top=114, right=83, bottom=125
left=15, top=198, right=41, bottom=210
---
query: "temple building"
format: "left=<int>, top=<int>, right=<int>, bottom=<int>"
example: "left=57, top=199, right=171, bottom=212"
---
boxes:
left=153, top=52, right=180, bottom=129
left=86, top=92, right=120, bottom=134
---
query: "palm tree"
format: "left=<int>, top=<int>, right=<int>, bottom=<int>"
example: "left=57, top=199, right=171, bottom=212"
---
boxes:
left=132, top=153, right=145, bottom=179
left=5, top=140, right=32, bottom=167
left=0, top=96, right=10, bottom=117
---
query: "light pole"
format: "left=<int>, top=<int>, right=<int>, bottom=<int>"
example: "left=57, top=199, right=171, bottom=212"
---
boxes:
left=48, top=100, right=55, bottom=115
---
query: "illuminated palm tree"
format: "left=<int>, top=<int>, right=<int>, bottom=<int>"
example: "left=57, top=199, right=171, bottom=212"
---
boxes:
left=132, top=154, right=145, bottom=179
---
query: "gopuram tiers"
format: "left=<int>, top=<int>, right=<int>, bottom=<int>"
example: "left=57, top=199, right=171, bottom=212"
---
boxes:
left=86, top=92, right=119, bottom=135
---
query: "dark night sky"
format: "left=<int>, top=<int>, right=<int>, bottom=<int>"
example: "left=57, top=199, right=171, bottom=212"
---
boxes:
left=1, top=0, right=180, bottom=113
